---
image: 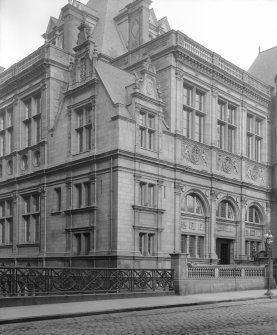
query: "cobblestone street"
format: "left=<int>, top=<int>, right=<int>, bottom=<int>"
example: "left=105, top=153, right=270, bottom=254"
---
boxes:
left=1, top=299, right=277, bottom=334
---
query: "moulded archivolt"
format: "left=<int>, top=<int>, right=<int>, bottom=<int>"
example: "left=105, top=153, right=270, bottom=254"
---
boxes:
left=181, top=141, right=208, bottom=167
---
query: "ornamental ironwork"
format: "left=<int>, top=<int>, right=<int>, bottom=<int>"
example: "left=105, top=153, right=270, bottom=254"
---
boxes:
left=0, top=267, right=173, bottom=297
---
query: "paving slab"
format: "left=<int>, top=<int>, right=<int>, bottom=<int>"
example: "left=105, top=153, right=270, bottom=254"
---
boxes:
left=0, top=289, right=276, bottom=325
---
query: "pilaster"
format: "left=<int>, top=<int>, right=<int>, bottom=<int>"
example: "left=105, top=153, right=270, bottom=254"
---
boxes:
left=209, top=190, right=218, bottom=260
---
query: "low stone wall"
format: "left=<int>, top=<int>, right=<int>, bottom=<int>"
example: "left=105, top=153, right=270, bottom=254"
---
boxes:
left=175, top=278, right=265, bottom=295
left=170, top=253, right=274, bottom=295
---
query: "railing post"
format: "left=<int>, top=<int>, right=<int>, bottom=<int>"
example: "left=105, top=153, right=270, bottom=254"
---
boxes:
left=170, top=253, right=189, bottom=295
left=215, top=267, right=219, bottom=278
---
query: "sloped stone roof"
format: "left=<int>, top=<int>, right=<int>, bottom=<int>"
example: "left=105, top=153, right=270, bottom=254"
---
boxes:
left=95, top=60, right=135, bottom=105
left=86, top=0, right=133, bottom=58
left=248, top=46, right=277, bottom=87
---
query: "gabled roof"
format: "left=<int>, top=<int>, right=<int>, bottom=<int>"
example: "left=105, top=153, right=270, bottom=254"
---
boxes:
left=86, top=0, right=133, bottom=58
left=248, top=46, right=277, bottom=87
left=45, top=16, right=58, bottom=35
left=95, top=61, right=135, bottom=105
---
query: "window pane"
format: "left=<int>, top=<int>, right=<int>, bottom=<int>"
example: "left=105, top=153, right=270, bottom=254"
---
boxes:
left=183, top=109, right=192, bottom=138
left=139, top=233, right=145, bottom=254
left=34, top=95, right=41, bottom=115
left=217, top=123, right=224, bottom=149
left=195, top=91, right=204, bottom=111
left=195, top=198, right=203, bottom=214
left=247, top=115, right=253, bottom=132
left=0, top=115, right=4, bottom=131
left=227, top=106, right=235, bottom=125
left=140, top=128, right=146, bottom=148
left=148, top=234, right=154, bottom=255
left=148, top=184, right=155, bottom=207
left=255, top=138, right=261, bottom=162
left=255, top=119, right=261, bottom=135
left=148, top=114, right=155, bottom=128
left=228, top=127, right=235, bottom=153
left=77, top=111, right=83, bottom=127
left=148, top=130, right=154, bottom=150
left=139, top=112, right=146, bottom=126
left=181, top=235, right=187, bottom=253
left=25, top=100, right=31, bottom=119
left=187, top=195, right=194, bottom=212
left=183, top=86, right=192, bottom=106
left=218, top=102, right=225, bottom=120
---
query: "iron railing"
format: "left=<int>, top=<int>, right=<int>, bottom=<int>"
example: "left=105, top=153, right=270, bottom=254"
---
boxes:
left=0, top=267, right=174, bottom=297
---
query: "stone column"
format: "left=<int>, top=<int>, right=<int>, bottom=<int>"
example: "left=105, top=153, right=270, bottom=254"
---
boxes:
left=240, top=102, right=248, bottom=157
left=246, top=241, right=250, bottom=259
left=194, top=236, right=199, bottom=258
left=186, top=235, right=190, bottom=256
left=210, top=88, right=218, bottom=147
left=209, top=191, right=218, bottom=261
left=38, top=186, right=47, bottom=259
left=239, top=197, right=247, bottom=260
left=174, top=183, right=183, bottom=253
left=175, top=68, right=184, bottom=134
left=11, top=191, right=18, bottom=255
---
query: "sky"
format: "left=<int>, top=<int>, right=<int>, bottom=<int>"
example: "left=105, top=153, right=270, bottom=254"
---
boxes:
left=0, top=0, right=277, bottom=71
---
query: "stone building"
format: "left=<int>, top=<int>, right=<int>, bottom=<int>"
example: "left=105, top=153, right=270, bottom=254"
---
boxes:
left=0, top=0, right=274, bottom=268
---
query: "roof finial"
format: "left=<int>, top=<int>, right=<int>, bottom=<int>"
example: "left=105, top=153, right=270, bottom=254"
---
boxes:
left=259, top=46, right=261, bottom=53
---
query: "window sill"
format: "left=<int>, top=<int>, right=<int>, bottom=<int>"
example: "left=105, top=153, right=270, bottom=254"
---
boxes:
left=51, top=211, right=62, bottom=216
left=132, top=205, right=165, bottom=214
left=64, top=205, right=97, bottom=215
left=0, top=244, right=12, bottom=248
left=17, top=243, right=40, bottom=247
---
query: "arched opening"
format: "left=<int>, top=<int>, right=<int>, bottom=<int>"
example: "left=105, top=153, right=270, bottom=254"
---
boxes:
left=216, top=200, right=236, bottom=264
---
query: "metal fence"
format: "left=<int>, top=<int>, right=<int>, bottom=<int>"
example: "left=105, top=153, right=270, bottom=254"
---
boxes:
left=0, top=267, right=174, bottom=297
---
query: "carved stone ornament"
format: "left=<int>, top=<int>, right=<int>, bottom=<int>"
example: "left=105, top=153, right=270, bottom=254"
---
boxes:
left=217, top=153, right=239, bottom=175
left=241, top=196, right=248, bottom=208
left=246, top=163, right=265, bottom=183
left=182, top=142, right=208, bottom=167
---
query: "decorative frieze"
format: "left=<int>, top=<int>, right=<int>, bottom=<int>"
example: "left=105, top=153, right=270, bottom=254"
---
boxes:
left=180, top=220, right=205, bottom=233
left=217, top=153, right=239, bottom=175
left=181, top=141, right=208, bottom=167
left=245, top=228, right=263, bottom=238
left=216, top=223, right=235, bottom=236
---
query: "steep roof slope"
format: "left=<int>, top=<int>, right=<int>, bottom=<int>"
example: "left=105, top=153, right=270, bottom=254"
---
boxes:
left=95, top=60, right=135, bottom=105
left=248, top=46, right=277, bottom=87
left=86, top=0, right=133, bottom=58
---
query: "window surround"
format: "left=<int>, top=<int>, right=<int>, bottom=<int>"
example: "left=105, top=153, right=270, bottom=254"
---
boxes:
left=0, top=106, right=14, bottom=157
left=21, top=194, right=40, bottom=244
left=216, top=200, right=235, bottom=220
left=183, top=82, right=206, bottom=143
left=181, top=193, right=205, bottom=216
left=245, top=205, right=262, bottom=224
left=217, top=99, right=237, bottom=153
left=246, top=112, right=263, bottom=162
left=0, top=199, right=13, bottom=246
left=75, top=105, right=93, bottom=154
left=138, top=109, right=156, bottom=151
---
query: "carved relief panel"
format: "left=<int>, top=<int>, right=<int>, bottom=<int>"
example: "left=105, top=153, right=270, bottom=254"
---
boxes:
left=181, top=141, right=209, bottom=169
left=217, top=152, right=240, bottom=177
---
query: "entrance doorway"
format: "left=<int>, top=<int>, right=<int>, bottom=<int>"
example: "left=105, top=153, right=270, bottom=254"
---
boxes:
left=216, top=239, right=232, bottom=264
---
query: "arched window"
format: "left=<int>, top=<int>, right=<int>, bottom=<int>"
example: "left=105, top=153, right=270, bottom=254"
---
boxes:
left=217, top=200, right=234, bottom=219
left=246, top=206, right=260, bottom=224
left=182, top=194, right=204, bottom=215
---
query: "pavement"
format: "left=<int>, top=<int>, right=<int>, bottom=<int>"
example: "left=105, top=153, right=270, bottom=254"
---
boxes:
left=0, top=289, right=276, bottom=325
